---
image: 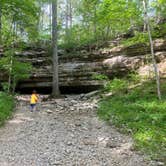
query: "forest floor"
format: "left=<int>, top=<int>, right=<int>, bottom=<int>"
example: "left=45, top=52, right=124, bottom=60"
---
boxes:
left=0, top=94, right=158, bottom=166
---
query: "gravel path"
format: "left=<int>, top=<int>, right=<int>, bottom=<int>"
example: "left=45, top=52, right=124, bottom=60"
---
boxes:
left=0, top=95, right=155, bottom=166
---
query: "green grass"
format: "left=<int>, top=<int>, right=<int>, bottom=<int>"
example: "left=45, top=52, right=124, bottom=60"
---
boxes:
left=98, top=80, right=166, bottom=162
left=121, top=32, right=149, bottom=47
left=121, top=23, right=166, bottom=47
left=0, top=92, right=15, bottom=126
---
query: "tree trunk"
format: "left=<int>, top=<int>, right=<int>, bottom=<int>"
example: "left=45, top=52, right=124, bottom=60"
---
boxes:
left=105, top=25, right=110, bottom=41
left=69, top=0, right=72, bottom=28
left=49, top=0, right=52, bottom=38
left=143, top=0, right=161, bottom=100
left=65, top=0, right=69, bottom=45
left=0, top=4, right=2, bottom=44
left=94, top=5, right=97, bottom=41
left=8, top=52, right=13, bottom=94
left=52, top=0, right=60, bottom=97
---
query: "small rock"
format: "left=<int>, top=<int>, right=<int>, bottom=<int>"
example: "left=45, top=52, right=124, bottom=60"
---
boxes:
left=75, top=122, right=82, bottom=127
left=70, top=107, right=75, bottom=111
left=106, top=141, right=118, bottom=148
left=52, top=161, right=61, bottom=165
left=65, top=149, right=71, bottom=154
left=96, top=125, right=102, bottom=129
left=156, top=162, right=165, bottom=166
left=83, top=139, right=96, bottom=146
left=67, top=142, right=73, bottom=146
left=46, top=109, right=53, bottom=114
left=80, top=94, right=85, bottom=98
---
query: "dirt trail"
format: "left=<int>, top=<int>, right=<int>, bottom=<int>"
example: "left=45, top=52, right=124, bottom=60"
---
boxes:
left=0, top=95, right=154, bottom=166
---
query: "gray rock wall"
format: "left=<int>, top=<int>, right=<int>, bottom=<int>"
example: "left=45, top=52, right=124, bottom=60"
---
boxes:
left=0, top=39, right=166, bottom=93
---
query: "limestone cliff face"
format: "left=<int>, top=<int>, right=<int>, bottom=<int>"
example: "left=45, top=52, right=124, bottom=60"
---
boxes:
left=103, top=39, right=166, bottom=77
left=0, top=39, right=166, bottom=93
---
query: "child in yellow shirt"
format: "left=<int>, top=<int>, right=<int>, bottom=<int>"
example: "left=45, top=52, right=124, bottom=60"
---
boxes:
left=30, top=90, right=39, bottom=112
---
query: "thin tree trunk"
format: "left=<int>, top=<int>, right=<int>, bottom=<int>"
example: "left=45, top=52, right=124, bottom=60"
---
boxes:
left=106, top=25, right=110, bottom=41
left=7, top=20, right=15, bottom=94
left=8, top=49, right=13, bottom=94
left=65, top=0, right=69, bottom=45
left=69, top=0, right=72, bottom=28
left=12, top=76, right=16, bottom=94
left=0, top=4, right=2, bottom=44
left=49, top=0, right=52, bottom=39
left=94, top=5, right=97, bottom=41
left=143, top=0, right=161, bottom=100
left=37, top=1, right=43, bottom=36
left=52, top=0, right=60, bottom=97
left=7, top=55, right=12, bottom=93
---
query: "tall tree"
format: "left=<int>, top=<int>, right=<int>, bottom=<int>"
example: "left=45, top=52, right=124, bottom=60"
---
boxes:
left=65, top=0, right=69, bottom=45
left=52, top=0, right=60, bottom=97
left=0, top=3, right=2, bottom=44
left=143, top=0, right=161, bottom=100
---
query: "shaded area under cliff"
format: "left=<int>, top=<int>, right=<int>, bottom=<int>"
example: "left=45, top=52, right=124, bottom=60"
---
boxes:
left=15, top=85, right=102, bottom=94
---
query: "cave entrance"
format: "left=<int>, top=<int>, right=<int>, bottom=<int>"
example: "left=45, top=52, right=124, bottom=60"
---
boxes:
left=15, top=85, right=102, bottom=94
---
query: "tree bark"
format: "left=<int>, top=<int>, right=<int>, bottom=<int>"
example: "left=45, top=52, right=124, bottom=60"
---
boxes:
left=49, top=0, right=52, bottom=38
left=52, top=0, right=60, bottom=97
left=65, top=0, right=70, bottom=45
left=143, top=0, right=161, bottom=100
left=69, top=0, right=72, bottom=28
left=93, top=4, right=97, bottom=41
left=0, top=4, right=2, bottom=44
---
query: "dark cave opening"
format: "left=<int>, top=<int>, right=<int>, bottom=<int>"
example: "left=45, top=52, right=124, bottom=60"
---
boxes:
left=15, top=85, right=102, bottom=95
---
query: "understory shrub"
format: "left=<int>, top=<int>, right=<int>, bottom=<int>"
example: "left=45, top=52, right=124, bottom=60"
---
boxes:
left=0, top=92, right=14, bottom=126
left=121, top=32, right=149, bottom=47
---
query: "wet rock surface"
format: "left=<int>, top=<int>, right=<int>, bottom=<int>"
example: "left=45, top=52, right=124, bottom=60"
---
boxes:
left=0, top=95, right=155, bottom=166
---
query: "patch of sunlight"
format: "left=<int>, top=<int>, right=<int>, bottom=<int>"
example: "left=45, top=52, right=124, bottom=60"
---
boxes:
left=97, top=136, right=109, bottom=147
left=163, top=137, right=166, bottom=142
left=135, top=131, right=153, bottom=142
left=8, top=113, right=34, bottom=124
left=8, top=119, right=24, bottom=124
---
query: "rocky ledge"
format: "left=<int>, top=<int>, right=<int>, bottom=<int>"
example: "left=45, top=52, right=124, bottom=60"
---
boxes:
left=0, top=38, right=166, bottom=93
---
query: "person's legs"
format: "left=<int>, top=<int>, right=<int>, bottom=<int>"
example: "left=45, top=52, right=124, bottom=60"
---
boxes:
left=30, top=104, right=35, bottom=112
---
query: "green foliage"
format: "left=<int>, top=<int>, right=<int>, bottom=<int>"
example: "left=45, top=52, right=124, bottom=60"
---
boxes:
left=92, top=73, right=109, bottom=80
left=121, top=32, right=149, bottom=47
left=1, top=0, right=39, bottom=42
left=153, top=23, right=166, bottom=38
left=12, top=60, right=32, bottom=81
left=61, top=0, right=142, bottom=49
left=0, top=92, right=14, bottom=126
left=1, top=82, right=9, bottom=93
left=0, top=49, right=32, bottom=93
left=105, top=78, right=128, bottom=93
left=98, top=80, right=166, bottom=161
left=128, top=73, right=142, bottom=84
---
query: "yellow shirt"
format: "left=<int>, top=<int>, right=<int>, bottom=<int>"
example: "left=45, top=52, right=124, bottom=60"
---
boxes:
left=30, top=94, right=38, bottom=104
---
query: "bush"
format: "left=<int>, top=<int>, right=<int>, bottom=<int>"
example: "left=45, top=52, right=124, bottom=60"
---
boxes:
left=0, top=92, right=14, bottom=126
left=128, top=73, right=142, bottom=84
left=153, top=23, right=166, bottom=38
left=105, top=78, right=128, bottom=93
left=121, top=32, right=149, bottom=47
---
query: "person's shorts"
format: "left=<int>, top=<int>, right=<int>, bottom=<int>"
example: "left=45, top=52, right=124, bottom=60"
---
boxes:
left=30, top=104, right=36, bottom=109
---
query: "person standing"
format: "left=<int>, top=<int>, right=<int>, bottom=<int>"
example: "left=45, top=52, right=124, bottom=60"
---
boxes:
left=30, top=90, right=39, bottom=112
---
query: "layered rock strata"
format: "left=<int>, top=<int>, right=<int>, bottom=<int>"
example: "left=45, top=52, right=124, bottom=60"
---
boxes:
left=0, top=39, right=166, bottom=93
